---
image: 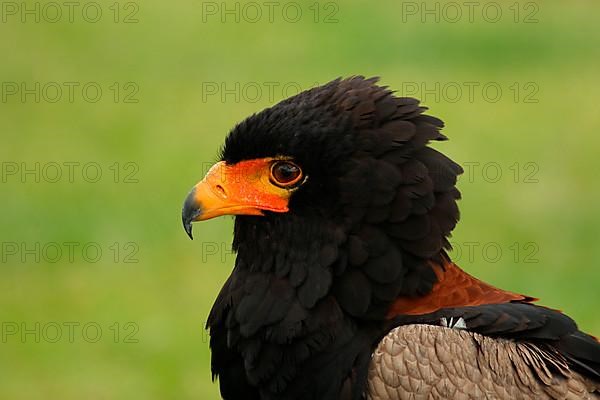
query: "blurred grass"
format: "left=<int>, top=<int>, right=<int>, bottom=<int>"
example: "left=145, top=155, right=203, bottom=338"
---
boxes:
left=1, top=0, right=600, bottom=399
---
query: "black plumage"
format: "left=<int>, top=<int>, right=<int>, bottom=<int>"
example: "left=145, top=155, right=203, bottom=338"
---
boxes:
left=189, top=76, right=600, bottom=399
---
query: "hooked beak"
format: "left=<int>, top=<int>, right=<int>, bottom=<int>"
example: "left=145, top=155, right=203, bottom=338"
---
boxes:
left=182, top=187, right=200, bottom=239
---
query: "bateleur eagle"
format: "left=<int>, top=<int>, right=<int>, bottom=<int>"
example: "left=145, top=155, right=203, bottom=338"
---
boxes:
left=182, top=76, right=600, bottom=400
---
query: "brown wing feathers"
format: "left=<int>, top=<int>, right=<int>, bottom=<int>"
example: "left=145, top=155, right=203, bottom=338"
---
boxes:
left=386, top=258, right=534, bottom=317
left=368, top=324, right=600, bottom=400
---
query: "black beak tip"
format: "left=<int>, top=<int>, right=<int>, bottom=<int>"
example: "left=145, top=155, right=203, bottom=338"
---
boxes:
left=183, top=218, right=194, bottom=240
left=182, top=188, right=201, bottom=240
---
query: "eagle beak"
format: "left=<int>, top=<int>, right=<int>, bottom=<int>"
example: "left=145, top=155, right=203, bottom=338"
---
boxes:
left=182, top=187, right=202, bottom=240
left=181, top=160, right=290, bottom=240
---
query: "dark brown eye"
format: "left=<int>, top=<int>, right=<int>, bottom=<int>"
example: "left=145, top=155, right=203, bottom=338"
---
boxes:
left=270, top=161, right=303, bottom=188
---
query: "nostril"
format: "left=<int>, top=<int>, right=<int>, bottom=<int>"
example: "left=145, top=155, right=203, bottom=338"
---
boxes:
left=215, top=184, right=226, bottom=197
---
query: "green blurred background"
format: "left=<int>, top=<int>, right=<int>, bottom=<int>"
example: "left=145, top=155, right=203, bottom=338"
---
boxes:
left=1, top=0, right=599, bottom=398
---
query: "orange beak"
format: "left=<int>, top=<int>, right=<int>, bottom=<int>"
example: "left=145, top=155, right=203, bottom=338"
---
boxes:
left=182, top=159, right=292, bottom=239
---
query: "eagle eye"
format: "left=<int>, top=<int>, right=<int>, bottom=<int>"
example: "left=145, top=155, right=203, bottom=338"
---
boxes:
left=270, top=160, right=303, bottom=188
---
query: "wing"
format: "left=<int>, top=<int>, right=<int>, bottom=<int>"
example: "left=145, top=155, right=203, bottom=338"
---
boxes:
left=368, top=323, right=600, bottom=400
left=386, top=303, right=600, bottom=380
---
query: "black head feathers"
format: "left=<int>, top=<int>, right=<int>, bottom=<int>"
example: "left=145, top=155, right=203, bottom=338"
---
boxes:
left=223, top=76, right=463, bottom=259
